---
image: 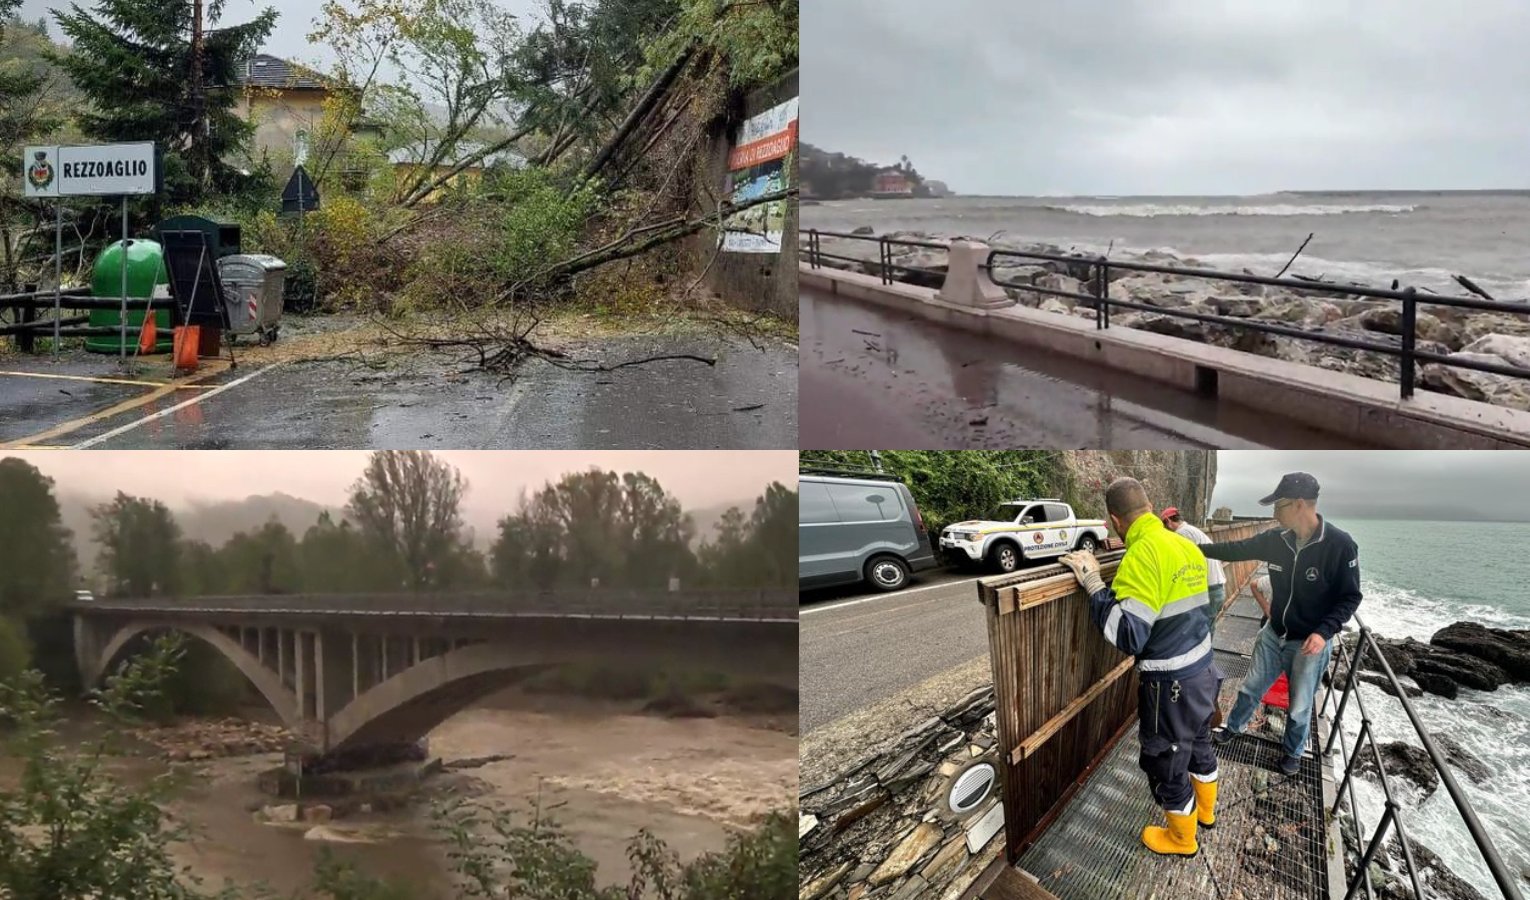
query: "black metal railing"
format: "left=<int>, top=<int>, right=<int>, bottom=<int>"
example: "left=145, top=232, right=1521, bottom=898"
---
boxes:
left=986, top=247, right=1530, bottom=401
left=1319, top=617, right=1524, bottom=900
left=799, top=228, right=953, bottom=286
left=798, top=228, right=1530, bottom=401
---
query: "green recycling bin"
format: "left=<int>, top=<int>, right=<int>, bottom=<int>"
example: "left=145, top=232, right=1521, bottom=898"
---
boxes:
left=87, top=238, right=173, bottom=354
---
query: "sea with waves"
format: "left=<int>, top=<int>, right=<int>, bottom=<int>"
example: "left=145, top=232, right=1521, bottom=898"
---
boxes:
left=803, top=191, right=1530, bottom=299
left=1313, top=519, right=1530, bottom=895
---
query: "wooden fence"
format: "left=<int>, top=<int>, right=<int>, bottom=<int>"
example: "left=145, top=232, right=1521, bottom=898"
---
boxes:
left=977, top=519, right=1275, bottom=863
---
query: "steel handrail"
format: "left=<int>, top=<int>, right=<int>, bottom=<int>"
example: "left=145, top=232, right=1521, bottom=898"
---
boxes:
left=796, top=229, right=1530, bottom=399
left=1319, top=616, right=1523, bottom=899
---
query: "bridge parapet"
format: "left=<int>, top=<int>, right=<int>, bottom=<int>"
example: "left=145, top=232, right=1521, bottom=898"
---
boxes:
left=71, top=588, right=798, bottom=622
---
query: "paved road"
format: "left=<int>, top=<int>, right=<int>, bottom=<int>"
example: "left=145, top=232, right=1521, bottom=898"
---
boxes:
left=802, top=287, right=1368, bottom=449
left=0, top=334, right=796, bottom=449
left=799, top=571, right=992, bottom=734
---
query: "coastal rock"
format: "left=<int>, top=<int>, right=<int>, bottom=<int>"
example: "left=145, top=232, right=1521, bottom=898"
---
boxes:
left=1433, top=733, right=1492, bottom=785
left=987, top=264, right=1050, bottom=287
left=1422, top=353, right=1530, bottom=410
left=1368, top=634, right=1511, bottom=696
left=1431, top=621, right=1530, bottom=682
left=1209, top=295, right=1263, bottom=317
left=1352, top=741, right=1439, bottom=798
left=1357, top=671, right=1423, bottom=699
left=1125, top=314, right=1209, bottom=342
left=851, top=226, right=875, bottom=236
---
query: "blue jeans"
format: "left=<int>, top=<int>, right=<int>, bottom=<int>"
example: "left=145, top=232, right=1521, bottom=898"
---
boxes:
left=1224, top=624, right=1335, bottom=759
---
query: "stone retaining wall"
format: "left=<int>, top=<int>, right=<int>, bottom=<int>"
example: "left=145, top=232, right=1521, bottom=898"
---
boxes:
left=799, top=687, right=1008, bottom=900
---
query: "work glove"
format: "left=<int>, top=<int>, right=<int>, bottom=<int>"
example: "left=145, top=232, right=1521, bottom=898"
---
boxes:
left=1058, top=550, right=1105, bottom=596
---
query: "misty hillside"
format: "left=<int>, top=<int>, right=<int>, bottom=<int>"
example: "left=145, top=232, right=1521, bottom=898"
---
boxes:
left=59, top=492, right=345, bottom=575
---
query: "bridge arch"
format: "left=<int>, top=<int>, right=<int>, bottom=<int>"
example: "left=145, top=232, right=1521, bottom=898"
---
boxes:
left=326, top=637, right=712, bottom=752
left=90, top=621, right=301, bottom=730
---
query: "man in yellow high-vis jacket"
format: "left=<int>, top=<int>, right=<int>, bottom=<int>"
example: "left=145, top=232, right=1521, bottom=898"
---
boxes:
left=1059, top=477, right=1222, bottom=857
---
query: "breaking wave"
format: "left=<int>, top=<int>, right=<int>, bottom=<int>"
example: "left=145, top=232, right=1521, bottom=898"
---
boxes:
left=1044, top=203, right=1419, bottom=218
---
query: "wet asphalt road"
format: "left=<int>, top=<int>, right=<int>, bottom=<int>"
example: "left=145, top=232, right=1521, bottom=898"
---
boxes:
left=0, top=334, right=796, bottom=449
left=799, top=571, right=991, bottom=733
left=801, top=287, right=1364, bottom=449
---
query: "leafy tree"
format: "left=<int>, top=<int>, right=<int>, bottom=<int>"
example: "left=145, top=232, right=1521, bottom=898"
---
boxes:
left=299, top=510, right=404, bottom=592
left=52, top=0, right=277, bottom=206
left=491, top=469, right=696, bottom=590
left=0, top=457, right=76, bottom=618
left=177, top=538, right=222, bottom=595
left=216, top=520, right=302, bottom=593
left=347, top=450, right=468, bottom=590
left=0, top=615, right=31, bottom=682
left=0, top=0, right=67, bottom=290
left=697, top=482, right=795, bottom=588
left=91, top=492, right=182, bottom=597
left=800, top=450, right=1062, bottom=536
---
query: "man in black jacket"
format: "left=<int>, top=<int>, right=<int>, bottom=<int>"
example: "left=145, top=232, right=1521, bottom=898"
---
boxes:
left=1202, top=472, right=1362, bottom=776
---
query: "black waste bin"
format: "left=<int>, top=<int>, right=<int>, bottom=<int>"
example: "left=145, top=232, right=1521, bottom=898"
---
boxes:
left=154, top=215, right=242, bottom=260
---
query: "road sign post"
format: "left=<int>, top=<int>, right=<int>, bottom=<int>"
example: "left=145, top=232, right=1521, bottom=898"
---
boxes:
left=21, top=142, right=158, bottom=365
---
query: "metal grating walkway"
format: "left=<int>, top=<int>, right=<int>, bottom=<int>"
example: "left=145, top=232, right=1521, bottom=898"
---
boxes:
left=1017, top=577, right=1335, bottom=900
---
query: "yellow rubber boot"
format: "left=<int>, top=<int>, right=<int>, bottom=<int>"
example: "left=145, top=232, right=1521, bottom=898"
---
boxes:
left=1141, top=810, right=1199, bottom=857
left=1192, top=778, right=1218, bottom=828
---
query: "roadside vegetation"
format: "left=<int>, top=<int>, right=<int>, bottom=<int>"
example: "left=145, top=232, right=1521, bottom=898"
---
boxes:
left=800, top=450, right=1068, bottom=535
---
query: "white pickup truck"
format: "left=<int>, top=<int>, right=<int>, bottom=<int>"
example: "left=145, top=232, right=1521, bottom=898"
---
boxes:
left=939, top=499, right=1110, bottom=573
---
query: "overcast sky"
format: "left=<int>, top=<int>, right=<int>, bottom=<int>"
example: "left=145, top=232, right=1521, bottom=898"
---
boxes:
left=802, top=0, right=1530, bottom=196
left=1212, top=451, right=1530, bottom=522
left=7, top=450, right=794, bottom=513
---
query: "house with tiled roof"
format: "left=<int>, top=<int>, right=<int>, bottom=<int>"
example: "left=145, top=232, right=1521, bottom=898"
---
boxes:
left=233, top=53, right=380, bottom=175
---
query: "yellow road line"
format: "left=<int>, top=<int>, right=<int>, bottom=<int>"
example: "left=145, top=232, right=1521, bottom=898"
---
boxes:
left=0, top=361, right=232, bottom=448
left=0, top=370, right=217, bottom=389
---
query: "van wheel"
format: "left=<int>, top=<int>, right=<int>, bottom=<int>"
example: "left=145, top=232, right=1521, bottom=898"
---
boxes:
left=864, top=556, right=910, bottom=592
left=1076, top=534, right=1098, bottom=553
left=989, top=542, right=1021, bottom=573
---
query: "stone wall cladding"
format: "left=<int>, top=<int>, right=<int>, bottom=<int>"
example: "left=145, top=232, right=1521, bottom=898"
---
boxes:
left=799, top=687, right=1005, bottom=900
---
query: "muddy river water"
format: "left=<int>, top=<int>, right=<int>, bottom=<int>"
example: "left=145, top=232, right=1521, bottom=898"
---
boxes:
left=3, top=690, right=797, bottom=897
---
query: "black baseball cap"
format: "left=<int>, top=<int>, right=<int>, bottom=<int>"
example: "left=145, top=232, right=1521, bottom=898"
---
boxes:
left=1259, top=472, right=1320, bottom=505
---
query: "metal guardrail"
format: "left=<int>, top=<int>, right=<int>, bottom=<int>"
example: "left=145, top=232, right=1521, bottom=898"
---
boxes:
left=1319, top=617, right=1524, bottom=900
left=71, top=589, right=800, bottom=622
left=798, top=229, right=1530, bottom=401
left=800, top=228, right=953, bottom=285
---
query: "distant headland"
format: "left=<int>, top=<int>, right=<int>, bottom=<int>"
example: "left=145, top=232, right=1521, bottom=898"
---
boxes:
left=800, top=143, right=952, bottom=200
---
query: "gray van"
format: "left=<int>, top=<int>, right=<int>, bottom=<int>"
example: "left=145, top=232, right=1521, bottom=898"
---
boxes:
left=799, top=471, right=938, bottom=592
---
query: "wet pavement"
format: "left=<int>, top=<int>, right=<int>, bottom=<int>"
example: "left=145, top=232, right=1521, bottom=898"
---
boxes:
left=801, top=288, right=1368, bottom=449
left=0, top=334, right=796, bottom=449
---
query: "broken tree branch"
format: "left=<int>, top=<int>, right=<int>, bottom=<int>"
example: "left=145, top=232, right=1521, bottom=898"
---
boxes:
left=552, top=187, right=795, bottom=280
left=1274, top=232, right=1315, bottom=279
left=1453, top=274, right=1496, bottom=302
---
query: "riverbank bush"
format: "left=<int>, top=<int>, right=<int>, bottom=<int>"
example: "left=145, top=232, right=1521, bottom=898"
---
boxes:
left=0, top=617, right=30, bottom=683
